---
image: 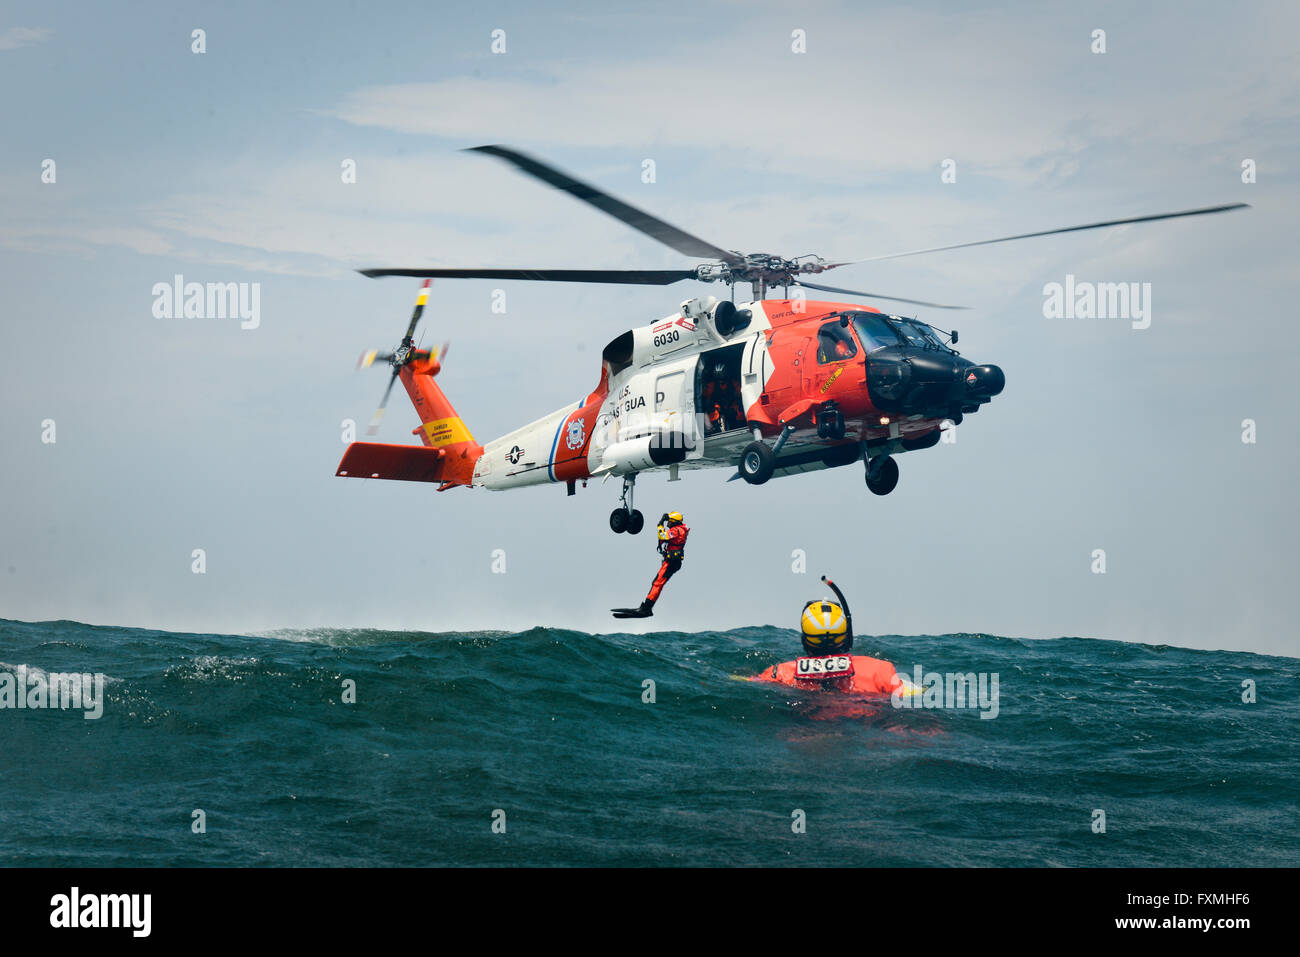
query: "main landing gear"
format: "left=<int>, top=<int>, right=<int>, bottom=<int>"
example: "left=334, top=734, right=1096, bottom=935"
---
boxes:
left=738, top=424, right=794, bottom=486
left=736, top=424, right=900, bottom=496
left=738, top=442, right=775, bottom=484
left=865, top=452, right=899, bottom=495
left=609, top=473, right=645, bottom=534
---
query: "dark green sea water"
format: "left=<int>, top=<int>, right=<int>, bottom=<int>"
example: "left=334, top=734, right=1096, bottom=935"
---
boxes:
left=1, top=617, right=1296, bottom=867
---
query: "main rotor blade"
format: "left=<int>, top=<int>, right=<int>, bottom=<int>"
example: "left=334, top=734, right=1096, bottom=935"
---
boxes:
left=833, top=203, right=1249, bottom=265
left=795, top=280, right=968, bottom=311
left=359, top=267, right=698, bottom=285
left=467, top=145, right=743, bottom=265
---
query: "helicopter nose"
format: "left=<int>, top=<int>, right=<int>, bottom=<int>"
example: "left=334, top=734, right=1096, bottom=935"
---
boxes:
left=963, top=364, right=1005, bottom=399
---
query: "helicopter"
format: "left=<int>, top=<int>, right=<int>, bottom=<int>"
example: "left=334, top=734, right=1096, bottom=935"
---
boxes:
left=336, top=145, right=1245, bottom=534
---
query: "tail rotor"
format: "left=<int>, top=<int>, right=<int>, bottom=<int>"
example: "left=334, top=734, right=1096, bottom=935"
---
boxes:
left=357, top=280, right=442, bottom=435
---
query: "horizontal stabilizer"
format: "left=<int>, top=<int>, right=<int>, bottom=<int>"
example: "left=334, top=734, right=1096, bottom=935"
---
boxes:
left=337, top=442, right=446, bottom=482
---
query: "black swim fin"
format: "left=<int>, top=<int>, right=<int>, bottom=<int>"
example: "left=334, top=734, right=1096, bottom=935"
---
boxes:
left=611, top=601, right=654, bottom=619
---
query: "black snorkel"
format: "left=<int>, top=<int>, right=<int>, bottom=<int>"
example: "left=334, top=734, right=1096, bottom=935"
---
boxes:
left=820, top=575, right=853, bottom=646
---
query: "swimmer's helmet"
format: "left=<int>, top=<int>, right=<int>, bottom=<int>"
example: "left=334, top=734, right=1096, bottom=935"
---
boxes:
left=800, top=599, right=851, bottom=655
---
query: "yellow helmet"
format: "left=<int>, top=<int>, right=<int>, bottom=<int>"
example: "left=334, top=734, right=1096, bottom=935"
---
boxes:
left=667, top=511, right=684, bottom=523
left=800, top=599, right=851, bottom=655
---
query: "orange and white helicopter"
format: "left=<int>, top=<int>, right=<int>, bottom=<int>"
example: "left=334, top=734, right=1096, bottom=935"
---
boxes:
left=337, top=146, right=1244, bottom=534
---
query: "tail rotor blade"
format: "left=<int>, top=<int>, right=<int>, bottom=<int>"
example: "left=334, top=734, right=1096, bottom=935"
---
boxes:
left=367, top=369, right=401, bottom=436
left=418, top=341, right=450, bottom=365
left=357, top=349, right=395, bottom=370
left=404, top=279, right=432, bottom=341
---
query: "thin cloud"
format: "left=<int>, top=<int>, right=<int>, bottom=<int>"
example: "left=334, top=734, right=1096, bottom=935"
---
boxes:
left=319, top=7, right=1295, bottom=189
left=0, top=26, right=52, bottom=50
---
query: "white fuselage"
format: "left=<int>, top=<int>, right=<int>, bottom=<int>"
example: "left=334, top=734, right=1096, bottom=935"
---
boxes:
left=471, top=301, right=775, bottom=490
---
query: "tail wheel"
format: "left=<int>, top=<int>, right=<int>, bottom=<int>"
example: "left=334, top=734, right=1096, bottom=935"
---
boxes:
left=739, top=441, right=776, bottom=485
left=609, top=509, right=630, bottom=533
left=865, top=455, right=899, bottom=495
left=627, top=510, right=645, bottom=534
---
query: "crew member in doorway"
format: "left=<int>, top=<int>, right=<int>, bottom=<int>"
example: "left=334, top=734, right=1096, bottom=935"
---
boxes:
left=701, top=362, right=743, bottom=433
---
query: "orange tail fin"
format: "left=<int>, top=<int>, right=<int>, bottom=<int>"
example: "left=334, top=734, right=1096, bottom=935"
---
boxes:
left=338, top=351, right=483, bottom=488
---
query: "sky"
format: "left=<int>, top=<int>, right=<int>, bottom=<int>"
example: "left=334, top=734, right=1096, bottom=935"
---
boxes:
left=1, top=0, right=1297, bottom=655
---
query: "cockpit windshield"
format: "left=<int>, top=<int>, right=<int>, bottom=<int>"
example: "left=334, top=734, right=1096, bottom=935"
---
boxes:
left=848, top=311, right=951, bottom=353
left=894, top=317, right=950, bottom=351
left=849, top=312, right=901, bottom=353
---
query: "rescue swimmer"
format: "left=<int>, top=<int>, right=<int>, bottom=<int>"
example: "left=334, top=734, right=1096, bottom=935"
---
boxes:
left=751, top=576, right=920, bottom=697
left=611, top=511, right=688, bottom=619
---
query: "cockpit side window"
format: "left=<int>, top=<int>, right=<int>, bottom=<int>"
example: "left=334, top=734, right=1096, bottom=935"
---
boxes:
left=816, top=321, right=858, bottom=364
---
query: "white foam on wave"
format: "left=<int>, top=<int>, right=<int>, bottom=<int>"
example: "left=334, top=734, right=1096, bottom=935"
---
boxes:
left=164, top=655, right=261, bottom=681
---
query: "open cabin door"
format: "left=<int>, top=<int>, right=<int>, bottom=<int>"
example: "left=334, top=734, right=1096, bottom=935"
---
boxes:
left=654, top=368, right=700, bottom=459
left=696, top=343, right=748, bottom=436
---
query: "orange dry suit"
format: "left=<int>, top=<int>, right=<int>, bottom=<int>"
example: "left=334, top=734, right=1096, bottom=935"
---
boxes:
left=700, top=379, right=743, bottom=432
left=754, top=655, right=904, bottom=696
left=646, top=521, right=688, bottom=603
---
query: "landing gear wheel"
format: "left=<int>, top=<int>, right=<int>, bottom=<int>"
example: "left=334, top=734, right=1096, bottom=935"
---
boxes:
left=739, top=441, right=776, bottom=485
left=865, top=455, right=899, bottom=495
left=611, top=473, right=638, bottom=534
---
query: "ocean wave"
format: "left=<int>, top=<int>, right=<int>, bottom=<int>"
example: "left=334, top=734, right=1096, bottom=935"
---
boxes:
left=2, top=617, right=1298, bottom=866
